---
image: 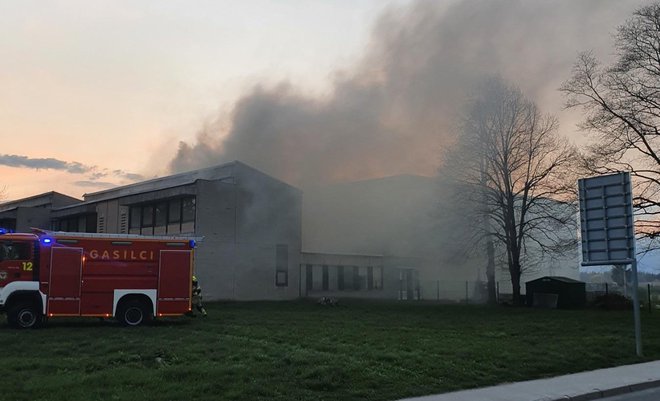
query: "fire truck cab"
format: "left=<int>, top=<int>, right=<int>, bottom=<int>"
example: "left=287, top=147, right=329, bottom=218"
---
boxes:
left=0, top=229, right=197, bottom=329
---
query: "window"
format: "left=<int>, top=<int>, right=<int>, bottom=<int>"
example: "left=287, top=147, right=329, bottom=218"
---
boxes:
left=337, top=266, right=345, bottom=290
left=129, top=206, right=141, bottom=234
left=141, top=205, right=154, bottom=235
left=322, top=265, right=329, bottom=291
left=342, top=266, right=354, bottom=290
left=182, top=198, right=195, bottom=221
left=168, top=199, right=181, bottom=223
left=0, top=241, right=30, bottom=261
left=373, top=267, right=383, bottom=290
left=306, top=264, right=313, bottom=291
left=275, top=244, right=288, bottom=287
left=312, top=265, right=323, bottom=290
left=328, top=266, right=338, bottom=291
left=154, top=202, right=167, bottom=235
left=181, top=197, right=196, bottom=233
left=353, top=266, right=360, bottom=290
left=86, top=214, right=98, bottom=233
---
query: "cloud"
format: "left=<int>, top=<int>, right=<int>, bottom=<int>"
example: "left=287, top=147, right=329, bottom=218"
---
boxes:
left=73, top=181, right=116, bottom=189
left=169, top=0, right=640, bottom=187
left=0, top=154, right=94, bottom=174
left=112, top=170, right=145, bottom=181
left=0, top=154, right=144, bottom=185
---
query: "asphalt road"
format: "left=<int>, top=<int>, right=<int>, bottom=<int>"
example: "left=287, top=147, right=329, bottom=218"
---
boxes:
left=600, top=387, right=660, bottom=401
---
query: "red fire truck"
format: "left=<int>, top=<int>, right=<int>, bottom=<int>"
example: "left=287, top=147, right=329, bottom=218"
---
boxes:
left=0, top=229, right=197, bottom=328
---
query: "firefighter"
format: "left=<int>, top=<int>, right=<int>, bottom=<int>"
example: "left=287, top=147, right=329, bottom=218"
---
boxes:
left=190, top=275, right=207, bottom=317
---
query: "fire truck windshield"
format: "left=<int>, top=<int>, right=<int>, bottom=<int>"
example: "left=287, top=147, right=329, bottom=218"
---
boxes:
left=0, top=242, right=30, bottom=262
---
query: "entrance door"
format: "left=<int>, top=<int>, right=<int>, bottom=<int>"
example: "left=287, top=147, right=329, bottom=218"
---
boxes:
left=47, top=247, right=83, bottom=315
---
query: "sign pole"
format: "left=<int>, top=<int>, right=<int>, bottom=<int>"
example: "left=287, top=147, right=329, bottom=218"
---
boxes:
left=631, top=259, right=643, bottom=356
left=579, top=172, right=641, bottom=357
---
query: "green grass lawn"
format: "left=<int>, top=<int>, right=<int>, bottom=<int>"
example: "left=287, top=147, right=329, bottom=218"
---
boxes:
left=2, top=300, right=660, bottom=401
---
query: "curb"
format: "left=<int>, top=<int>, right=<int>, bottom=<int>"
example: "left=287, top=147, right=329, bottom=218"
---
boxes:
left=555, top=379, right=660, bottom=401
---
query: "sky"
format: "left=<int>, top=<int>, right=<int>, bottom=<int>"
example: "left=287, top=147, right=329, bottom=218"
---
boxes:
left=0, top=0, right=650, bottom=201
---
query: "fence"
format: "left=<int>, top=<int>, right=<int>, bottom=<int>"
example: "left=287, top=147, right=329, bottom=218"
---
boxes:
left=418, top=280, right=496, bottom=303
left=416, top=279, right=660, bottom=309
left=586, top=282, right=660, bottom=311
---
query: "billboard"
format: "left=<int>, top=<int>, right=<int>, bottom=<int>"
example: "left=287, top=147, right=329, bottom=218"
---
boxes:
left=578, top=172, right=635, bottom=266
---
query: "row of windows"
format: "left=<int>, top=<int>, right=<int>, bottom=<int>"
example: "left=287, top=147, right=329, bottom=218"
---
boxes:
left=52, top=214, right=97, bottom=233
left=305, top=265, right=383, bottom=292
left=129, top=197, right=196, bottom=235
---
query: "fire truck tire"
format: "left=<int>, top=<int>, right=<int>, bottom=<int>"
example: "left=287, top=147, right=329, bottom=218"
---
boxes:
left=116, top=299, right=152, bottom=327
left=7, top=302, right=43, bottom=329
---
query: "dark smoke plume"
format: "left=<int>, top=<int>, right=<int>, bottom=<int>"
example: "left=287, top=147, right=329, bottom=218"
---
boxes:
left=170, top=0, right=644, bottom=186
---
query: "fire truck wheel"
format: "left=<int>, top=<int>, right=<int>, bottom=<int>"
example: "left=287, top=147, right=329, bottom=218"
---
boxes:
left=117, top=299, right=152, bottom=327
left=7, top=302, right=43, bottom=329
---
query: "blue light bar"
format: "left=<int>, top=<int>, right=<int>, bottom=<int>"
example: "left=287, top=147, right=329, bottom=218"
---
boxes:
left=0, top=228, right=7, bottom=235
left=189, top=239, right=196, bottom=248
left=41, top=237, right=53, bottom=245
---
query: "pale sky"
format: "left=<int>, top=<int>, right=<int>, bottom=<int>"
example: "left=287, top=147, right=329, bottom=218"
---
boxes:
left=0, top=0, right=412, bottom=200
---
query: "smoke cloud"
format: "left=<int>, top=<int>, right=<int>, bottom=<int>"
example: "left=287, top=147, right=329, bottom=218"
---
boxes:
left=170, top=0, right=644, bottom=187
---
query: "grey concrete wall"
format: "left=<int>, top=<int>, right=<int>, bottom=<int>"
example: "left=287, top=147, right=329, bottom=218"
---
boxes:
left=16, top=207, right=51, bottom=232
left=234, top=165, right=302, bottom=248
left=95, top=200, right=120, bottom=233
left=232, top=166, right=301, bottom=300
left=234, top=243, right=300, bottom=300
left=51, top=193, right=82, bottom=208
left=194, top=168, right=302, bottom=300
left=193, top=240, right=236, bottom=300
left=196, top=180, right=237, bottom=242
left=194, top=180, right=238, bottom=300
left=182, top=238, right=301, bottom=301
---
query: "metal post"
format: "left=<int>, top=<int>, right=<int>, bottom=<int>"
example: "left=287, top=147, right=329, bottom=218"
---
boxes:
left=465, top=281, right=469, bottom=304
left=496, top=281, right=500, bottom=303
left=605, top=283, right=609, bottom=309
left=631, top=259, right=642, bottom=356
left=437, top=280, right=440, bottom=301
left=648, top=284, right=652, bottom=313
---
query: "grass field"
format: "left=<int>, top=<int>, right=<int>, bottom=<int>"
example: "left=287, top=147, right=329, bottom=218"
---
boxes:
left=2, top=300, right=660, bottom=401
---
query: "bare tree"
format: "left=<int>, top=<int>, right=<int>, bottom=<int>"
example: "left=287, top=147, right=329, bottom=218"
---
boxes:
left=561, top=3, right=660, bottom=244
left=445, top=77, right=577, bottom=305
